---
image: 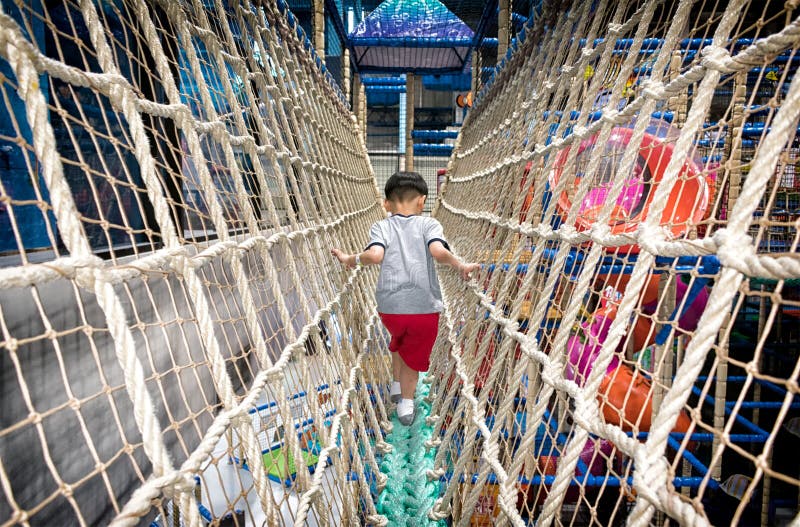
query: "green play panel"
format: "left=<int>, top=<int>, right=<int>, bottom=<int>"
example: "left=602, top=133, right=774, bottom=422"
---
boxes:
left=262, top=447, right=319, bottom=481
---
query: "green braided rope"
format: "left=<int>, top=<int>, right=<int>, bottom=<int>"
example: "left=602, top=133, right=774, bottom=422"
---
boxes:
left=748, top=276, right=800, bottom=286
left=375, top=374, right=445, bottom=526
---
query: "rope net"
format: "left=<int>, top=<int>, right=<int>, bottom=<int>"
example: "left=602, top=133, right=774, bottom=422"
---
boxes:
left=0, top=1, right=390, bottom=525
left=2, top=0, right=800, bottom=526
left=430, top=0, right=800, bottom=525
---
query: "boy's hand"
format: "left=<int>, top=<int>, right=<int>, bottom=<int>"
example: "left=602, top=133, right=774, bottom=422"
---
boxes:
left=331, top=248, right=352, bottom=268
left=459, top=262, right=480, bottom=281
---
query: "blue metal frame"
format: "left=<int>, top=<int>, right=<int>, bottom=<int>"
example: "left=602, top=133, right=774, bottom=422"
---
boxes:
left=438, top=406, right=722, bottom=491
left=351, top=37, right=473, bottom=47
left=361, top=76, right=406, bottom=85
left=414, top=143, right=454, bottom=155
left=355, top=64, right=473, bottom=74
left=364, top=84, right=406, bottom=92
left=411, top=129, right=460, bottom=140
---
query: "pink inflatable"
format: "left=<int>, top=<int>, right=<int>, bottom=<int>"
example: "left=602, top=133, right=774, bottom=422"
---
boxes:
left=566, top=277, right=710, bottom=385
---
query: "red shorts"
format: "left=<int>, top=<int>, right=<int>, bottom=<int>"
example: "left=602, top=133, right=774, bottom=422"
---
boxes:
left=378, top=313, right=440, bottom=372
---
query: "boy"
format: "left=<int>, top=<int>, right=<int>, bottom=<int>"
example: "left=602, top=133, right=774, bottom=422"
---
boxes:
left=332, top=172, right=479, bottom=425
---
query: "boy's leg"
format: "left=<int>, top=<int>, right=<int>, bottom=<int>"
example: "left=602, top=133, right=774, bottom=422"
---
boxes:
left=390, top=352, right=402, bottom=402
left=397, top=355, right=417, bottom=425
left=398, top=360, right=419, bottom=399
left=395, top=313, right=440, bottom=425
left=380, top=314, right=405, bottom=403
left=392, top=351, right=401, bottom=381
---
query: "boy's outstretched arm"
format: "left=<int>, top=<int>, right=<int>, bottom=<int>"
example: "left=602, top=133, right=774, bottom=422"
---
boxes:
left=428, top=241, right=480, bottom=280
left=331, top=246, right=385, bottom=268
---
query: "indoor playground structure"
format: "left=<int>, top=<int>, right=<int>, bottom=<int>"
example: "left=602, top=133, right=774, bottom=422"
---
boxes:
left=1, top=0, right=800, bottom=526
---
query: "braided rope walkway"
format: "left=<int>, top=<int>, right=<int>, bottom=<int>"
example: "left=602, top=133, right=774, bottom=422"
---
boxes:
left=375, top=374, right=444, bottom=526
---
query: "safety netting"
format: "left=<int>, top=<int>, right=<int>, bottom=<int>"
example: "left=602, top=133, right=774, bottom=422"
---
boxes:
left=1, top=0, right=800, bottom=526
left=349, top=0, right=474, bottom=73
left=0, top=0, right=389, bottom=525
left=428, top=0, right=800, bottom=525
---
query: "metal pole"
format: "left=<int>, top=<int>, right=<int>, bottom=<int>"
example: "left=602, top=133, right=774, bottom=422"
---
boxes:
left=314, top=0, right=325, bottom=64
left=405, top=73, right=415, bottom=172
left=353, top=73, right=363, bottom=133
left=360, top=80, right=367, bottom=145
left=343, top=48, right=350, bottom=102
left=498, top=0, right=511, bottom=62
left=471, top=49, right=480, bottom=95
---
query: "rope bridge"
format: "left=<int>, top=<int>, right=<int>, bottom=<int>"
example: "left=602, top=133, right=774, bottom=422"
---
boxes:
left=0, top=0, right=388, bottom=525
left=0, top=1, right=799, bottom=527
left=429, top=0, right=800, bottom=525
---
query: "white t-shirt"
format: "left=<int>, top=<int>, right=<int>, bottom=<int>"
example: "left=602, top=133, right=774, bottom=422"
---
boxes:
left=366, top=214, right=448, bottom=314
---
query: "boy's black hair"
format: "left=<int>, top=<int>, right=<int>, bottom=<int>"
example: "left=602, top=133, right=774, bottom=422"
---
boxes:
left=384, top=171, right=428, bottom=202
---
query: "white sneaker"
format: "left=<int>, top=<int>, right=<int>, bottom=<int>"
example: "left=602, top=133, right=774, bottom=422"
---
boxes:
left=390, top=381, right=401, bottom=403
left=397, top=398, right=415, bottom=425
